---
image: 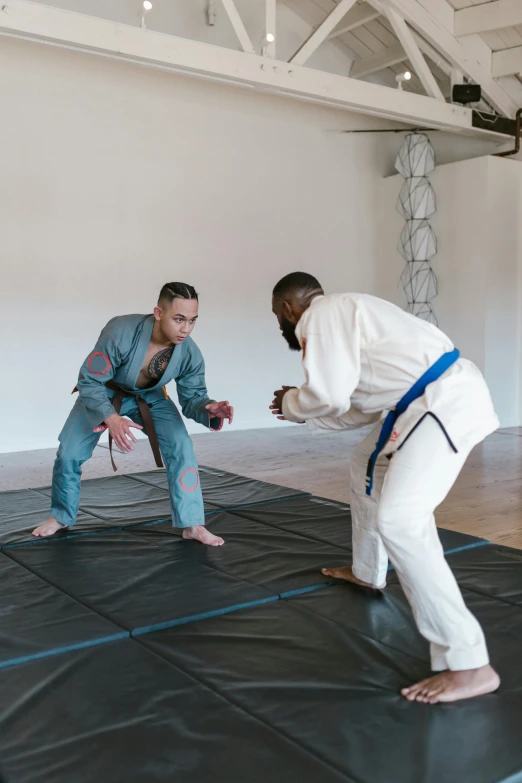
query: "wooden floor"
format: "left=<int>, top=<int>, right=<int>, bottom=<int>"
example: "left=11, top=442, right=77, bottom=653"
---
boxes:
left=1, top=426, right=522, bottom=549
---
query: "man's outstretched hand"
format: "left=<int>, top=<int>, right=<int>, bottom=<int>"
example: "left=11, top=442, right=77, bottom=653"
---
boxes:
left=270, top=386, right=297, bottom=420
left=105, top=413, right=143, bottom=452
left=206, top=401, right=234, bottom=431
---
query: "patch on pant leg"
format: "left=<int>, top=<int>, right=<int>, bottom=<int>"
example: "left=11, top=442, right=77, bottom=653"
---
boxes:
left=179, top=468, right=199, bottom=492
left=87, top=352, right=111, bottom=375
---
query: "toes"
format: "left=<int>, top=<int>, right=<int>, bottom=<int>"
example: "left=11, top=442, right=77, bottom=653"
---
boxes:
left=321, top=567, right=348, bottom=579
left=402, top=679, right=432, bottom=700
left=403, top=677, right=448, bottom=704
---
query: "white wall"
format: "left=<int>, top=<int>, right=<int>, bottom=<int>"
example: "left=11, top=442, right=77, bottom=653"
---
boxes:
left=375, top=154, right=522, bottom=427
left=0, top=37, right=387, bottom=453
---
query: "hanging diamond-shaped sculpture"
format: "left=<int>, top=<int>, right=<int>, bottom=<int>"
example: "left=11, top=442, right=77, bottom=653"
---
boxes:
left=399, top=261, right=438, bottom=305
left=394, top=133, right=435, bottom=178
left=396, top=177, right=436, bottom=220
left=405, top=301, right=438, bottom=326
left=398, top=219, right=437, bottom=262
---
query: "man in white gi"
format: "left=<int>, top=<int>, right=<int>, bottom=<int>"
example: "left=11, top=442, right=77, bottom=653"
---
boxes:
left=270, top=272, right=500, bottom=704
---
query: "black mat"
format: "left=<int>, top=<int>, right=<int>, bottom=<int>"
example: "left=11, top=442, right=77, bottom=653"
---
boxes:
left=130, top=465, right=308, bottom=509
left=229, top=493, right=487, bottom=556
left=447, top=544, right=522, bottom=607
left=0, top=467, right=520, bottom=783
left=0, top=640, right=349, bottom=783
left=128, top=511, right=346, bottom=595
left=8, top=531, right=274, bottom=634
left=284, top=580, right=522, bottom=670
left=34, top=474, right=221, bottom=526
left=142, top=600, right=522, bottom=783
left=0, top=553, right=125, bottom=669
left=0, top=489, right=112, bottom=548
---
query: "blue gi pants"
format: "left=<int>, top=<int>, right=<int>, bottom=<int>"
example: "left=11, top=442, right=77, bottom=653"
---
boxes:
left=50, top=395, right=205, bottom=529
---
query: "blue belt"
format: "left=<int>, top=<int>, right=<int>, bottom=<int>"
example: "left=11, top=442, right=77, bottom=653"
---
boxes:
left=365, top=349, right=460, bottom=496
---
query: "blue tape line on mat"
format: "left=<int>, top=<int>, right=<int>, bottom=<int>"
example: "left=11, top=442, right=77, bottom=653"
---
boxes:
left=387, top=539, right=491, bottom=571
left=0, top=630, right=130, bottom=670
left=131, top=595, right=280, bottom=636
left=279, top=582, right=334, bottom=600
left=443, top=540, right=491, bottom=556
left=127, top=518, right=171, bottom=528
left=2, top=525, right=125, bottom=550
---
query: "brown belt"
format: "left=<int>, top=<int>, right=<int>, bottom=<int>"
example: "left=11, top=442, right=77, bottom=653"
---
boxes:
left=105, top=381, right=164, bottom=472
left=72, top=382, right=165, bottom=472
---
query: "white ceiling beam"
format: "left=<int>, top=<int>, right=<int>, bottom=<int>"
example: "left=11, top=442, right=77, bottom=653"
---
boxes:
left=368, top=0, right=450, bottom=75
left=497, top=74, right=522, bottom=106
left=454, top=1, right=522, bottom=38
left=0, top=0, right=510, bottom=140
left=492, top=46, right=522, bottom=78
left=415, top=0, right=454, bottom=34
left=220, top=0, right=255, bottom=54
left=265, top=0, right=276, bottom=58
left=450, top=67, right=462, bottom=86
left=328, top=5, right=380, bottom=39
left=350, top=43, right=405, bottom=77
left=370, top=0, right=518, bottom=116
left=289, top=0, right=357, bottom=65
left=381, top=4, right=445, bottom=100
left=350, top=33, right=451, bottom=79
left=413, top=32, right=451, bottom=76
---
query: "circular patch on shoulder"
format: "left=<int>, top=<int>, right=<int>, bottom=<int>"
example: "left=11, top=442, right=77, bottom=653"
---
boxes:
left=87, top=352, right=111, bottom=375
left=179, top=468, right=199, bottom=492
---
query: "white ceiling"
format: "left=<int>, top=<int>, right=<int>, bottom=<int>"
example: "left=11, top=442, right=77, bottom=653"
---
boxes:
left=283, top=0, right=522, bottom=108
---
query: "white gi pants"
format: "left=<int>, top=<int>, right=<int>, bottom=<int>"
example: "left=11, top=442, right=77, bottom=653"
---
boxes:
left=350, top=415, right=489, bottom=672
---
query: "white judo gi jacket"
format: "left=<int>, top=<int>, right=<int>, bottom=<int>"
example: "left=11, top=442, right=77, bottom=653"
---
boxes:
left=282, top=294, right=499, bottom=456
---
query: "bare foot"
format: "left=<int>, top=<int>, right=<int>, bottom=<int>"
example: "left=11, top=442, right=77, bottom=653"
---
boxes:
left=32, top=518, right=66, bottom=538
left=321, top=565, right=386, bottom=591
left=402, top=665, right=500, bottom=704
left=182, top=525, right=224, bottom=547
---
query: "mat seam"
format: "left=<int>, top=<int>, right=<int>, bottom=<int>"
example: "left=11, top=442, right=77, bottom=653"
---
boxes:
left=30, top=487, right=119, bottom=526
left=124, top=525, right=348, bottom=595
left=125, top=469, right=309, bottom=508
left=225, top=509, right=353, bottom=553
left=0, top=632, right=130, bottom=671
left=282, top=588, right=430, bottom=666
left=7, top=493, right=310, bottom=549
left=3, top=548, right=130, bottom=637
left=133, top=635, right=360, bottom=783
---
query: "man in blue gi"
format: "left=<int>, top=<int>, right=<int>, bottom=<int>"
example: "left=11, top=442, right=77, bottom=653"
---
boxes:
left=33, top=282, right=233, bottom=547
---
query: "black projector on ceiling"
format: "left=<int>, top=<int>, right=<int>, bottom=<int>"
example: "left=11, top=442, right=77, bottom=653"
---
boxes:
left=452, top=83, right=482, bottom=104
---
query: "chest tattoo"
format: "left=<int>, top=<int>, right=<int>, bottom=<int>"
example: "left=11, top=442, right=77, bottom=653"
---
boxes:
left=148, top=347, right=174, bottom=381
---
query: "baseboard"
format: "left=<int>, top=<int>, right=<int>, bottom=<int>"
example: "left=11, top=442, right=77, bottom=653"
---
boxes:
left=0, top=418, right=298, bottom=455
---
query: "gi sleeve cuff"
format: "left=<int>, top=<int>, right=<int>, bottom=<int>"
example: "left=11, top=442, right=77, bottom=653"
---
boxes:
left=282, top=388, right=305, bottom=423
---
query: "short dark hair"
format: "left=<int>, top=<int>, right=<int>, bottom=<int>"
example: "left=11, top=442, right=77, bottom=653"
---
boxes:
left=272, top=272, right=323, bottom=300
left=158, top=282, right=199, bottom=305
